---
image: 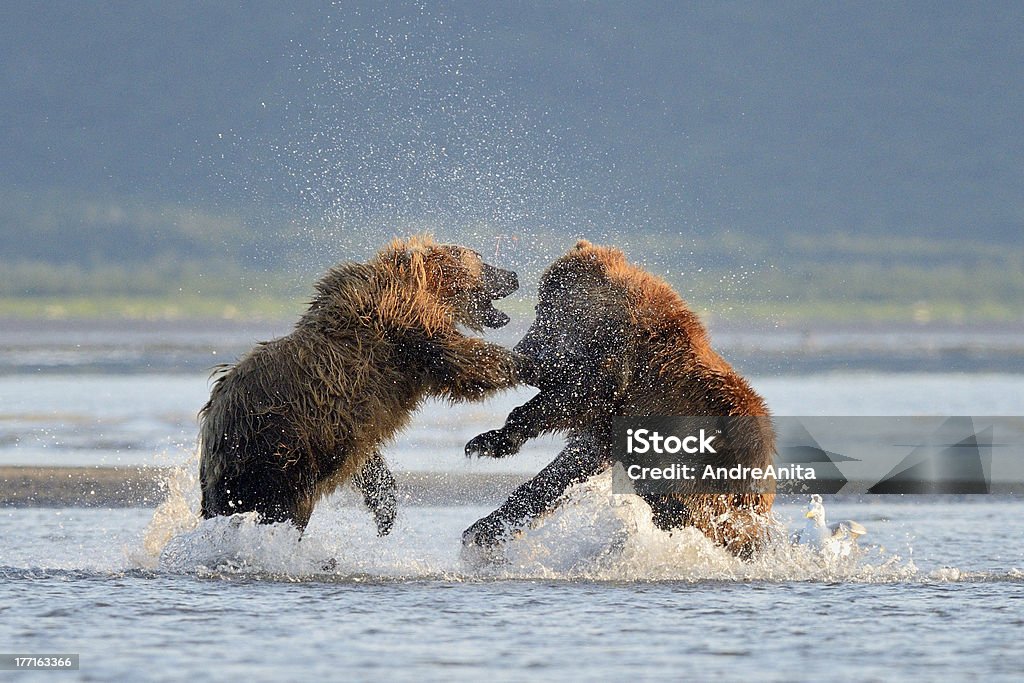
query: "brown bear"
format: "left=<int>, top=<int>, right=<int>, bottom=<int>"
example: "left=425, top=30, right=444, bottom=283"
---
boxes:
left=463, top=240, right=776, bottom=558
left=199, top=235, right=531, bottom=533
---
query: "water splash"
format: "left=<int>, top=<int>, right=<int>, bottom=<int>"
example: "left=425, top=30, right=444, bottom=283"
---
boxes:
left=206, top=3, right=647, bottom=285
left=158, top=512, right=330, bottom=576
left=136, top=450, right=202, bottom=568
left=145, top=468, right=920, bottom=583
left=472, top=472, right=916, bottom=582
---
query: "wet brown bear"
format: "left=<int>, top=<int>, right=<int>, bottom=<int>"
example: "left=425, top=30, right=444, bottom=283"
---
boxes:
left=199, top=236, right=530, bottom=533
left=464, top=240, right=775, bottom=558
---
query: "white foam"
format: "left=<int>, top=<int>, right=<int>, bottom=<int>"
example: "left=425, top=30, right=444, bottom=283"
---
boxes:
left=474, top=472, right=917, bottom=582
left=136, top=449, right=203, bottom=568
left=158, top=512, right=332, bottom=575
left=143, top=465, right=920, bottom=583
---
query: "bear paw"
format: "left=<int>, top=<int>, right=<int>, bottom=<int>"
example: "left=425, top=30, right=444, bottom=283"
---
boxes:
left=465, top=429, right=523, bottom=458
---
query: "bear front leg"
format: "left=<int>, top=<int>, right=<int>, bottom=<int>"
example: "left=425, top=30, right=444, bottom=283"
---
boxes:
left=426, top=335, right=534, bottom=401
left=464, top=426, right=527, bottom=459
left=465, top=387, right=578, bottom=458
left=351, top=452, right=398, bottom=536
left=462, top=436, right=607, bottom=548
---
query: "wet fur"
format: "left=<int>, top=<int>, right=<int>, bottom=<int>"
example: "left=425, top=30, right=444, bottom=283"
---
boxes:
left=464, top=240, right=776, bottom=558
left=199, top=236, right=527, bottom=531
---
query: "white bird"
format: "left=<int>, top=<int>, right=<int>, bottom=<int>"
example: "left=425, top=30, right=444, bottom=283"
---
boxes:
left=793, top=494, right=867, bottom=557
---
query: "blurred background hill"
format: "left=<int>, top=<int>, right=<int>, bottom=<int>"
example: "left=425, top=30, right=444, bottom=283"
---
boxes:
left=1, top=1, right=1021, bottom=323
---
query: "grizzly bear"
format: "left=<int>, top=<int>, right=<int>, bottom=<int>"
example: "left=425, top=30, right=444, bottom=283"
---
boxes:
left=463, top=240, right=776, bottom=558
left=199, top=236, right=531, bottom=533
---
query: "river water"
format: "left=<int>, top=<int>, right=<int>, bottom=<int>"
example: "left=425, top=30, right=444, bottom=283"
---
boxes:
left=1, top=322, right=1022, bottom=680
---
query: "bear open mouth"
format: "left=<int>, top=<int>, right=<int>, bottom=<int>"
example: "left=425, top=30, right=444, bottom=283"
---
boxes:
left=482, top=300, right=511, bottom=328
left=479, top=264, right=517, bottom=329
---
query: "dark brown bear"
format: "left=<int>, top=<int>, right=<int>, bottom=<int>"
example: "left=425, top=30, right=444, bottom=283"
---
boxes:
left=463, top=240, right=776, bottom=558
left=199, top=236, right=530, bottom=533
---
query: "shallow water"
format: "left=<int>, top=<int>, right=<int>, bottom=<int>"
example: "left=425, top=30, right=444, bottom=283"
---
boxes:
left=2, top=490, right=1023, bottom=681
left=3, top=331, right=1024, bottom=679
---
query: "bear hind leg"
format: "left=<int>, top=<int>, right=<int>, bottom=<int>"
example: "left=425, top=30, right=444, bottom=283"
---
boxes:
left=200, top=466, right=308, bottom=530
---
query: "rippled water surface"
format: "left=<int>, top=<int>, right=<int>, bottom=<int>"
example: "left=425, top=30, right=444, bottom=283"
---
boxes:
left=3, top=496, right=1024, bottom=681
left=2, top=326, right=1023, bottom=680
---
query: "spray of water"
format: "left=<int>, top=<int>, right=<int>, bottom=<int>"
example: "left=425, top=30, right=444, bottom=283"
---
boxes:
left=204, top=3, right=656, bottom=289
left=136, top=449, right=202, bottom=568
left=141, top=466, right=921, bottom=583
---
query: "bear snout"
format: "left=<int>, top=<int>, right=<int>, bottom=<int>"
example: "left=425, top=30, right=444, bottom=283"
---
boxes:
left=485, top=265, right=518, bottom=299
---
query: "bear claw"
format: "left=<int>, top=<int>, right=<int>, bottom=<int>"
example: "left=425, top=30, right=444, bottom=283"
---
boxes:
left=465, top=429, right=521, bottom=458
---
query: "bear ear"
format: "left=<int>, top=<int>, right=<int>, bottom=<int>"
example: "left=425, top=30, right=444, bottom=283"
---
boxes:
left=573, top=239, right=593, bottom=251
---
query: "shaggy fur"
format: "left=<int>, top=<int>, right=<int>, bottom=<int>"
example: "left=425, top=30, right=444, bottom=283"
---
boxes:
left=463, top=240, right=776, bottom=558
left=199, top=236, right=529, bottom=532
